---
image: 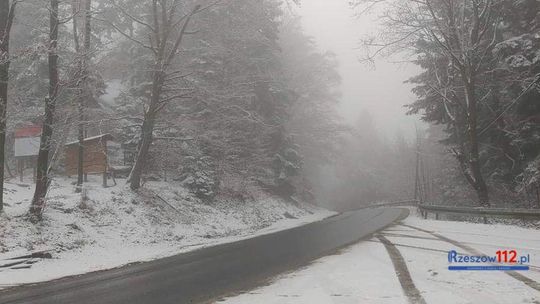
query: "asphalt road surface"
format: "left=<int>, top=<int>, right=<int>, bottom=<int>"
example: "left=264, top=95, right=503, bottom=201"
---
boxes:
left=0, top=208, right=409, bottom=304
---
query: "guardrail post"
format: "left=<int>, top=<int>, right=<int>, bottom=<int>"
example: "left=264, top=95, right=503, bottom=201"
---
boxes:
left=435, top=213, right=439, bottom=220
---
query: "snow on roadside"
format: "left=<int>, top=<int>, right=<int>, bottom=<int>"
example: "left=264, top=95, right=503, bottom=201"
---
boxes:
left=384, top=213, right=540, bottom=303
left=222, top=209, right=540, bottom=304
left=220, top=241, right=407, bottom=304
left=402, top=211, right=540, bottom=282
left=0, top=176, right=335, bottom=288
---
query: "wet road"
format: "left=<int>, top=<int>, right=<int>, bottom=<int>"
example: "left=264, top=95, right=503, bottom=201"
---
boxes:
left=0, top=208, right=409, bottom=304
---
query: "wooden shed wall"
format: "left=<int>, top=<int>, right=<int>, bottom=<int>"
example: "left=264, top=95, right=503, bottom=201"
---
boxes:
left=65, top=140, right=108, bottom=175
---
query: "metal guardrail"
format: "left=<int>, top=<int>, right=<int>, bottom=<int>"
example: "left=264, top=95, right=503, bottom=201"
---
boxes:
left=418, top=204, right=540, bottom=222
left=357, top=200, right=540, bottom=222
left=360, top=200, right=419, bottom=209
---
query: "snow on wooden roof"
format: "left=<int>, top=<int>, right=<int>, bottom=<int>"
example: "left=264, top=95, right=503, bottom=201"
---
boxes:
left=65, top=134, right=113, bottom=146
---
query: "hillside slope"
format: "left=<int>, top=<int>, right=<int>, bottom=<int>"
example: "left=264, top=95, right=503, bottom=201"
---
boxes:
left=0, top=176, right=334, bottom=288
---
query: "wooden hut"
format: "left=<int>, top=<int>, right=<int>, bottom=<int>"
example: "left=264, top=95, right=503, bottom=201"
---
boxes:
left=65, top=134, right=113, bottom=186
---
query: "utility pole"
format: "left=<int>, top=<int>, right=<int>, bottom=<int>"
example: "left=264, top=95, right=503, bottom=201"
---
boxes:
left=414, top=127, right=421, bottom=203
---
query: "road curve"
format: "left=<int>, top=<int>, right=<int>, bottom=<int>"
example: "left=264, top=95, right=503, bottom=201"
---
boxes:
left=0, top=208, right=409, bottom=304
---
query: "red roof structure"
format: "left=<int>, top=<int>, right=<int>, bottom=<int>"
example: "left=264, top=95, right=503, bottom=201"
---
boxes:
left=15, top=126, right=42, bottom=138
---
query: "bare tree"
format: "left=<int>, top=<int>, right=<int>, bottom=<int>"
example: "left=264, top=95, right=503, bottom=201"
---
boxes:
left=106, top=0, right=213, bottom=190
left=436, top=0, right=497, bottom=206
left=357, top=0, right=499, bottom=206
left=72, top=0, right=92, bottom=192
left=30, top=0, right=60, bottom=218
left=0, top=0, right=17, bottom=212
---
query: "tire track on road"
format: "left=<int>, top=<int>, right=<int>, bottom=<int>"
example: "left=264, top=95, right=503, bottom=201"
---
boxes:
left=376, top=235, right=427, bottom=304
left=367, top=238, right=466, bottom=255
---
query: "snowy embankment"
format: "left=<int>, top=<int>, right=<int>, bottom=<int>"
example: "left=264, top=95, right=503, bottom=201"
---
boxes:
left=0, top=177, right=335, bottom=288
left=222, top=208, right=540, bottom=304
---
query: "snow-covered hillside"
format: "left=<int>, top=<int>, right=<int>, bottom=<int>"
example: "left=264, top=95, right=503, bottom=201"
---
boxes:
left=0, top=176, right=334, bottom=288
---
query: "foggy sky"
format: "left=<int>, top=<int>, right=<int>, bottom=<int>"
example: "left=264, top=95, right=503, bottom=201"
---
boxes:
left=298, top=0, right=422, bottom=140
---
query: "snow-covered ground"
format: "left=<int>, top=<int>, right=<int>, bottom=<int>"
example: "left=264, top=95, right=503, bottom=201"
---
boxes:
left=222, top=208, right=540, bottom=304
left=0, top=176, right=334, bottom=288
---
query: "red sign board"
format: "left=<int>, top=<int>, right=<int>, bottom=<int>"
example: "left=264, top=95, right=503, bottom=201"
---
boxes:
left=15, top=126, right=42, bottom=138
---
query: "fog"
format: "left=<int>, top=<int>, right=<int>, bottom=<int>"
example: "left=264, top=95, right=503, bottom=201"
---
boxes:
left=2, top=0, right=536, bottom=224
left=1, top=0, right=538, bottom=301
left=298, top=0, right=421, bottom=140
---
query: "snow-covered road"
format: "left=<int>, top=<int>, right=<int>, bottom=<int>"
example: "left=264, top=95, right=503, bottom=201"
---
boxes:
left=222, top=211, right=540, bottom=304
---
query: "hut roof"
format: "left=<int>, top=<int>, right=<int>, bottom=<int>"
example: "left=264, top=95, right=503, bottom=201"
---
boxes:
left=65, top=134, right=113, bottom=147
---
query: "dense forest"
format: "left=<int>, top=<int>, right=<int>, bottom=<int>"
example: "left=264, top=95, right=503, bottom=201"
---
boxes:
left=1, top=1, right=538, bottom=302
left=0, top=0, right=349, bottom=219
left=353, top=0, right=540, bottom=208
left=1, top=0, right=540, bottom=221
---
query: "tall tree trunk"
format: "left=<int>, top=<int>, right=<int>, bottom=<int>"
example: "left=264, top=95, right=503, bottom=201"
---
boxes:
left=464, top=76, right=490, bottom=206
left=125, top=4, right=200, bottom=191
left=76, top=99, right=84, bottom=191
left=30, top=0, right=59, bottom=218
left=128, top=110, right=157, bottom=190
left=76, top=0, right=91, bottom=192
left=0, top=0, right=15, bottom=213
left=71, top=0, right=83, bottom=191
left=128, top=70, right=163, bottom=190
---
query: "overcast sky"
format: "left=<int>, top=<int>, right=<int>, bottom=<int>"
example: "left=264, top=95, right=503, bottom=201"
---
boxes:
left=297, top=0, right=422, bottom=140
